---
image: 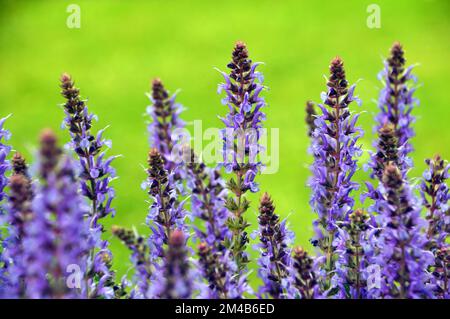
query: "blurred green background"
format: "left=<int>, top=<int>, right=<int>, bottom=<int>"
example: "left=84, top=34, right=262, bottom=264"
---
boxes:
left=1, top=0, right=449, bottom=288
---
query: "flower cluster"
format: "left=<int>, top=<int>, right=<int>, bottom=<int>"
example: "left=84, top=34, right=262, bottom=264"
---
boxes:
left=185, top=148, right=230, bottom=250
left=112, top=225, right=151, bottom=297
left=60, top=74, right=118, bottom=298
left=0, top=41, right=449, bottom=300
left=24, top=130, right=89, bottom=298
left=420, top=155, right=449, bottom=297
left=421, top=155, right=449, bottom=246
left=370, top=163, right=432, bottom=298
left=335, top=209, right=371, bottom=298
left=218, top=41, right=266, bottom=277
left=291, top=247, right=318, bottom=299
left=147, top=78, right=186, bottom=192
left=0, top=116, right=11, bottom=295
left=185, top=149, right=248, bottom=298
left=372, top=42, right=417, bottom=176
left=309, top=57, right=362, bottom=294
left=0, top=116, right=11, bottom=205
left=146, top=148, right=186, bottom=261
left=155, top=230, right=192, bottom=299
left=256, top=192, right=293, bottom=299
left=3, top=153, right=33, bottom=297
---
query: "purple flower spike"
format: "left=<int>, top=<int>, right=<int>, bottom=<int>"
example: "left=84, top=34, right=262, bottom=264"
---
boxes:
left=197, top=242, right=247, bottom=299
left=372, top=42, right=418, bottom=176
left=3, top=153, right=33, bottom=297
left=158, top=230, right=192, bottom=299
left=186, top=148, right=231, bottom=250
left=0, top=116, right=11, bottom=204
left=420, top=155, right=449, bottom=298
left=421, top=155, right=449, bottom=245
left=60, top=73, right=118, bottom=298
left=24, top=130, right=89, bottom=299
left=146, top=149, right=186, bottom=261
left=112, top=226, right=151, bottom=298
left=185, top=149, right=249, bottom=298
left=335, top=209, right=372, bottom=299
left=256, top=192, right=294, bottom=299
left=291, top=247, right=319, bottom=299
left=218, top=41, right=267, bottom=278
left=369, top=163, right=433, bottom=298
left=147, top=78, right=185, bottom=169
left=146, top=78, right=186, bottom=194
left=0, top=116, right=11, bottom=295
left=309, top=57, right=362, bottom=294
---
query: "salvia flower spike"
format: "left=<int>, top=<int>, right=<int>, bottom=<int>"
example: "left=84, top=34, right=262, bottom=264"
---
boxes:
left=112, top=226, right=151, bottom=297
left=147, top=78, right=186, bottom=196
left=335, top=209, right=371, bottom=298
left=372, top=42, right=418, bottom=176
left=218, top=41, right=266, bottom=277
left=421, top=155, right=449, bottom=246
left=256, top=192, right=294, bottom=298
left=292, top=246, right=318, bottom=299
left=147, top=78, right=185, bottom=168
left=309, top=57, right=362, bottom=294
left=157, top=229, right=192, bottom=299
left=185, top=148, right=231, bottom=250
left=371, top=162, right=433, bottom=298
left=24, top=130, right=89, bottom=298
left=60, top=73, right=118, bottom=297
left=420, top=155, right=449, bottom=298
left=4, top=153, right=33, bottom=297
left=146, top=148, right=186, bottom=262
left=197, top=242, right=248, bottom=298
left=0, top=116, right=11, bottom=296
left=0, top=116, right=11, bottom=204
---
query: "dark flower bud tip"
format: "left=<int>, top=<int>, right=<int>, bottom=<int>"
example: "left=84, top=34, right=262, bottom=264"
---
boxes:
left=12, top=152, right=28, bottom=176
left=169, top=229, right=185, bottom=247
left=259, top=192, right=275, bottom=216
left=151, top=78, right=169, bottom=101
left=382, top=162, right=403, bottom=189
left=388, top=41, right=405, bottom=69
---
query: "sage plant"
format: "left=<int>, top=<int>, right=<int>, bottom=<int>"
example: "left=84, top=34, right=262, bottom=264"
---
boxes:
left=186, top=148, right=230, bottom=250
left=420, top=155, right=449, bottom=298
left=0, top=116, right=11, bottom=295
left=60, top=73, right=118, bottom=298
left=157, top=229, right=192, bottom=299
left=309, top=57, right=362, bottom=293
left=24, top=130, right=89, bottom=298
left=421, top=155, right=449, bottom=246
left=146, top=148, right=186, bottom=260
left=291, top=246, right=318, bottom=299
left=112, top=225, right=151, bottom=297
left=4, top=153, right=33, bottom=297
left=218, top=41, right=266, bottom=276
left=370, top=163, right=433, bottom=298
left=186, top=149, right=248, bottom=298
left=197, top=242, right=248, bottom=299
left=147, top=78, right=186, bottom=193
left=335, top=209, right=371, bottom=298
left=0, top=116, right=11, bottom=206
left=256, top=192, right=293, bottom=298
left=372, top=42, right=418, bottom=176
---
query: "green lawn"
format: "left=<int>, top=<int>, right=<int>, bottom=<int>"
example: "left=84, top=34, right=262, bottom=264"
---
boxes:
left=1, top=0, right=449, bottom=288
